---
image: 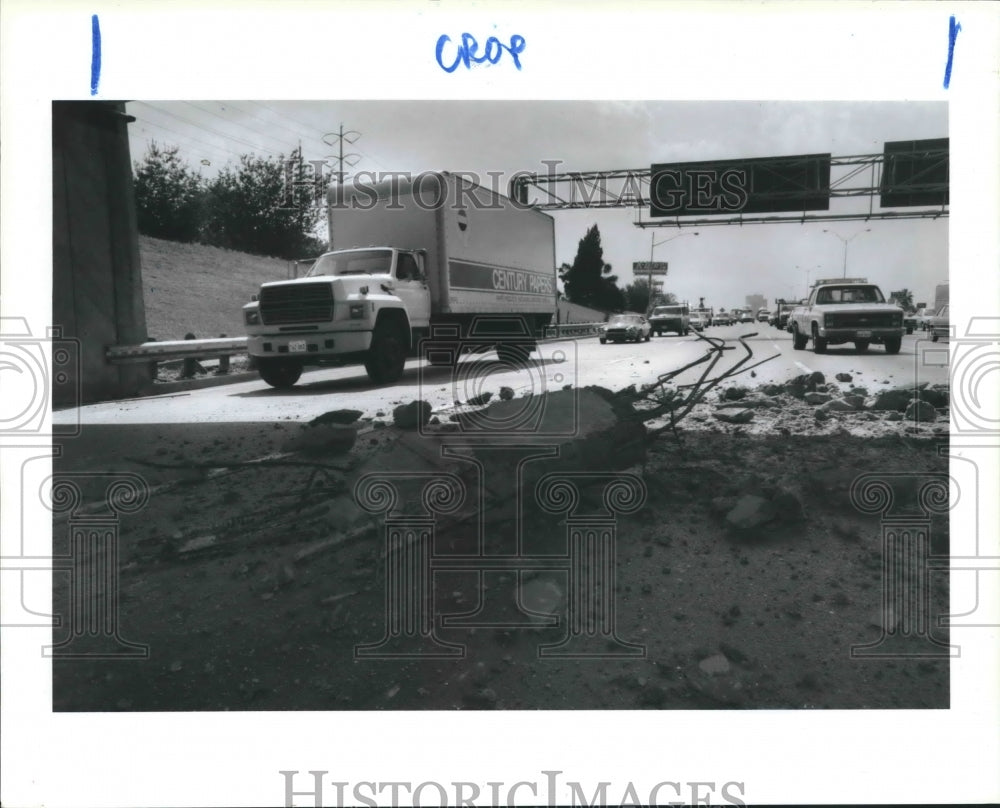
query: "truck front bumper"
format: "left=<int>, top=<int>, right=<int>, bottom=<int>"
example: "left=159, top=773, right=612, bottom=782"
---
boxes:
left=248, top=330, right=372, bottom=358
left=816, top=327, right=905, bottom=342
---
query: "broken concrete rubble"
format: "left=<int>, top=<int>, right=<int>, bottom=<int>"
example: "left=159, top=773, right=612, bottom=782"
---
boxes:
left=905, top=399, right=938, bottom=422
left=714, top=408, right=755, bottom=424
left=393, top=400, right=432, bottom=429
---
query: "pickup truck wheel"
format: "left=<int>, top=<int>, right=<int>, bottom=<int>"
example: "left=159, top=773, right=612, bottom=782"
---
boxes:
left=906, top=326, right=914, bottom=335
left=258, top=358, right=302, bottom=389
left=883, top=336, right=902, bottom=354
left=931, top=332, right=939, bottom=343
left=854, top=339, right=870, bottom=353
left=599, top=337, right=607, bottom=344
left=365, top=327, right=407, bottom=383
left=812, top=325, right=828, bottom=354
left=791, top=325, right=808, bottom=350
left=644, top=332, right=651, bottom=342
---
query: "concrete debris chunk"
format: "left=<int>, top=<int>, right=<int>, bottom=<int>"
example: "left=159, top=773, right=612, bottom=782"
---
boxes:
left=804, top=391, right=833, bottom=405
left=871, top=388, right=915, bottom=412
left=308, top=409, right=363, bottom=426
left=714, top=409, right=755, bottom=424
left=725, top=495, right=776, bottom=530
left=905, top=399, right=937, bottom=422
left=393, top=400, right=432, bottom=429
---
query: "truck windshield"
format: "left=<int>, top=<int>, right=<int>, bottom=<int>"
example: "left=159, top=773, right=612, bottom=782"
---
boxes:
left=816, top=286, right=885, bottom=304
left=653, top=307, right=685, bottom=316
left=307, top=250, right=392, bottom=277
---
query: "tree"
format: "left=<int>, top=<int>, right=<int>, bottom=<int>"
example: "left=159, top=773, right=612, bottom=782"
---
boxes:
left=624, top=278, right=654, bottom=313
left=559, top=224, right=625, bottom=311
left=133, top=142, right=205, bottom=242
left=889, top=289, right=915, bottom=312
left=201, top=148, right=323, bottom=259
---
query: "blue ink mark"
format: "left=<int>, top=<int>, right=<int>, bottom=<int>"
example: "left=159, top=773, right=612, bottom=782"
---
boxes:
left=90, top=14, right=101, bottom=95
left=436, top=33, right=525, bottom=73
left=943, top=15, right=960, bottom=89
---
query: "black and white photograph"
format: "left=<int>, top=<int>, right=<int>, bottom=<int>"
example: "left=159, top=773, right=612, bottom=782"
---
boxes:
left=2, top=3, right=998, bottom=808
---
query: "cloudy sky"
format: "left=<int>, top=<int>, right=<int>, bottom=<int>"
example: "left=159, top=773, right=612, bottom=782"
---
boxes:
left=127, top=99, right=949, bottom=309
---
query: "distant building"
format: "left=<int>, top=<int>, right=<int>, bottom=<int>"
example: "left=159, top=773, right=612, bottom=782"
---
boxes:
left=745, top=294, right=767, bottom=312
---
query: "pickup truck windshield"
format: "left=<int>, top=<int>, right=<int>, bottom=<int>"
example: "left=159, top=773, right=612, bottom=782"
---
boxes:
left=307, top=249, right=393, bottom=277
left=815, top=286, right=885, bottom=304
left=652, top=306, right=686, bottom=316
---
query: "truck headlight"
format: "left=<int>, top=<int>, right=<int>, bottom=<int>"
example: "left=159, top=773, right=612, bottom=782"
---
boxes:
left=349, top=302, right=366, bottom=319
left=245, top=310, right=260, bottom=325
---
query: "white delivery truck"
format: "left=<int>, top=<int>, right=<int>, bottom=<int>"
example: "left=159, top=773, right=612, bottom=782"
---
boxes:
left=243, top=172, right=557, bottom=387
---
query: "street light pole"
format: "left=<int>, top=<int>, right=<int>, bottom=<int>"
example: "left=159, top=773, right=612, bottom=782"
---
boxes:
left=823, top=228, right=871, bottom=278
left=649, top=231, right=698, bottom=306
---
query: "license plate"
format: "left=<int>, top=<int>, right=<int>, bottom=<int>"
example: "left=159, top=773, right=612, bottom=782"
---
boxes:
left=856, top=330, right=872, bottom=338
left=289, top=340, right=307, bottom=352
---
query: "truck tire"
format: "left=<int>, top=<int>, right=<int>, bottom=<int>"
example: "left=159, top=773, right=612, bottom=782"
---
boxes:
left=365, top=326, right=407, bottom=383
left=812, top=325, right=828, bottom=354
left=791, top=325, right=808, bottom=350
left=854, top=339, right=870, bottom=353
left=258, top=358, right=302, bottom=389
left=883, top=336, right=902, bottom=354
left=599, top=337, right=607, bottom=344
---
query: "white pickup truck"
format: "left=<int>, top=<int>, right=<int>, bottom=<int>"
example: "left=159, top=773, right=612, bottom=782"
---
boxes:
left=787, top=278, right=905, bottom=355
left=243, top=172, right=557, bottom=387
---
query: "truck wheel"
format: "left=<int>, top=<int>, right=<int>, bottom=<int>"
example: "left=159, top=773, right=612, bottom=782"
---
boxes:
left=258, top=358, right=302, bottom=389
left=791, top=325, right=808, bottom=350
left=906, top=326, right=914, bottom=335
left=644, top=332, right=651, bottom=342
left=365, top=326, right=407, bottom=383
left=812, top=325, right=828, bottom=354
left=599, top=337, right=607, bottom=344
left=854, top=339, right=870, bottom=353
left=884, top=336, right=902, bottom=354
left=497, top=343, right=532, bottom=363
left=931, top=332, right=939, bottom=343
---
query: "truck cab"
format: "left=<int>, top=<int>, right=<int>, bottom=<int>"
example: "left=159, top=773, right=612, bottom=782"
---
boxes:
left=787, top=278, right=904, bottom=355
left=243, top=247, right=431, bottom=387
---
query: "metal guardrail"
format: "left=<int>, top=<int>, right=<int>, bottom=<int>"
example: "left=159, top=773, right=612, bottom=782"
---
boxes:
left=106, top=337, right=248, bottom=364
left=542, top=322, right=604, bottom=339
left=107, top=323, right=601, bottom=365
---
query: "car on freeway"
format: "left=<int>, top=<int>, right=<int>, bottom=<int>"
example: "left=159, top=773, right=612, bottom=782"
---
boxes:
left=689, top=312, right=707, bottom=331
left=914, top=307, right=934, bottom=331
left=648, top=305, right=690, bottom=336
left=714, top=311, right=733, bottom=326
left=732, top=309, right=754, bottom=323
left=930, top=305, right=949, bottom=341
left=756, top=309, right=771, bottom=323
left=599, top=313, right=652, bottom=344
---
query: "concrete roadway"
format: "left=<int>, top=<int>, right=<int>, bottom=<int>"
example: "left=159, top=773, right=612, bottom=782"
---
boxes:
left=52, top=325, right=948, bottom=430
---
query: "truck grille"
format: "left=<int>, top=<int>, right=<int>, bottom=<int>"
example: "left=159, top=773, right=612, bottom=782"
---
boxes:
left=259, top=284, right=334, bottom=325
left=826, top=312, right=901, bottom=329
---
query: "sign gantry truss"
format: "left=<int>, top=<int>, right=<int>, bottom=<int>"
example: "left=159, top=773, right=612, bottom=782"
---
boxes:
left=512, top=143, right=948, bottom=228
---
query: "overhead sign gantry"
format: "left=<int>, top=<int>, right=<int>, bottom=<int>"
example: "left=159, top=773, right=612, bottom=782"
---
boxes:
left=511, top=139, right=948, bottom=228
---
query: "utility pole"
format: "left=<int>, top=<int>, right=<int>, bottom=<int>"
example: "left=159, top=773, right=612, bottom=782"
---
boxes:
left=323, top=124, right=362, bottom=184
